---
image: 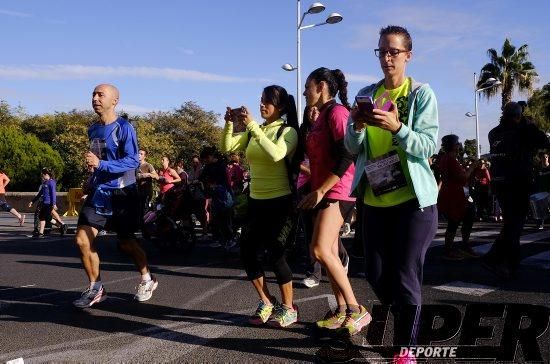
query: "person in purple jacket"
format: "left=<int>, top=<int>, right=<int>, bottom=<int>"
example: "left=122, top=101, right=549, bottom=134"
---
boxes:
left=28, top=168, right=65, bottom=238
left=73, top=84, right=158, bottom=308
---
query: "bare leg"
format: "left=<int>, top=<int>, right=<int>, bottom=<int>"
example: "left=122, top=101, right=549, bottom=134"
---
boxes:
left=311, top=202, right=358, bottom=307
left=327, top=235, right=345, bottom=306
left=118, top=237, right=149, bottom=275
left=279, top=281, right=293, bottom=307
left=51, top=209, right=64, bottom=225
left=251, top=276, right=273, bottom=304
left=74, top=225, right=100, bottom=282
left=9, top=208, right=23, bottom=222
left=38, top=220, right=46, bottom=234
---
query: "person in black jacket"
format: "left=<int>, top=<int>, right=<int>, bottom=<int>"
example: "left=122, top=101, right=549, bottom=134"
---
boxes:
left=483, top=102, right=549, bottom=278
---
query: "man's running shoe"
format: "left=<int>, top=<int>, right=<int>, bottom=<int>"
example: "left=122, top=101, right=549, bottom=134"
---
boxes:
left=19, top=215, right=26, bottom=226
left=33, top=233, right=45, bottom=240
left=134, top=275, right=158, bottom=302
left=337, top=306, right=372, bottom=336
left=316, top=309, right=346, bottom=330
left=302, top=275, right=320, bottom=288
left=267, top=304, right=298, bottom=328
left=73, top=286, right=107, bottom=308
left=249, top=299, right=277, bottom=325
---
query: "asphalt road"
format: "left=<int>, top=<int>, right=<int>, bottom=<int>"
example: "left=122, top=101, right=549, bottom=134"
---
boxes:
left=0, top=215, right=549, bottom=363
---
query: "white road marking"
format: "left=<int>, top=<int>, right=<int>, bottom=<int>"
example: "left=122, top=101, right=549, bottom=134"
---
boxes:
left=5, top=358, right=24, bottom=364
left=432, top=281, right=497, bottom=297
left=522, top=249, right=550, bottom=270
left=431, top=230, right=501, bottom=247
left=0, top=284, right=35, bottom=291
left=473, top=230, right=550, bottom=255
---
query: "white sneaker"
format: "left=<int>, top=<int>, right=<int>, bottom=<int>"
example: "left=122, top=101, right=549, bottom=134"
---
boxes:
left=134, top=275, right=158, bottom=302
left=73, top=286, right=107, bottom=308
left=341, top=222, right=351, bottom=236
left=302, top=276, right=320, bottom=288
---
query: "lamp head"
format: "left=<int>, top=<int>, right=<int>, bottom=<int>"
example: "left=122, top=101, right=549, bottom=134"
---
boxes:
left=465, top=112, right=475, bottom=117
left=282, top=63, right=297, bottom=71
left=326, top=12, right=343, bottom=24
left=308, top=2, right=325, bottom=14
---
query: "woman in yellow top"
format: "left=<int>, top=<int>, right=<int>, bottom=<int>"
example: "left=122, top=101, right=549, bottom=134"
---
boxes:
left=221, top=85, right=299, bottom=328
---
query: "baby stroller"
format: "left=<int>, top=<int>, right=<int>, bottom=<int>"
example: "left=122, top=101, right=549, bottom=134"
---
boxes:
left=142, top=183, right=196, bottom=252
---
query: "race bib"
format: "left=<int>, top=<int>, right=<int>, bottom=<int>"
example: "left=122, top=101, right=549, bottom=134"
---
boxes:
left=364, top=150, right=407, bottom=196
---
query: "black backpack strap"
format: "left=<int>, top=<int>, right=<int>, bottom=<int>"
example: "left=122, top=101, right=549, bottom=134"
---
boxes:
left=276, top=124, right=298, bottom=197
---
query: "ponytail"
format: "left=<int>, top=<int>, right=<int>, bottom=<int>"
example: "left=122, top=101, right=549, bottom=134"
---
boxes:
left=307, top=67, right=350, bottom=110
left=332, top=69, right=351, bottom=110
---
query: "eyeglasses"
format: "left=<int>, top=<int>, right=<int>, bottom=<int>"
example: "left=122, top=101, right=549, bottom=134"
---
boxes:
left=374, top=48, right=409, bottom=58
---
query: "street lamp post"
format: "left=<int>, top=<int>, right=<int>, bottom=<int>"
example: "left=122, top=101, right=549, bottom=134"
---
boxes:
left=282, top=1, right=343, bottom=124
left=466, top=72, right=501, bottom=158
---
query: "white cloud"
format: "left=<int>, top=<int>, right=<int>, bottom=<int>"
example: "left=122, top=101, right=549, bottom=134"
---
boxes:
left=177, top=47, right=195, bottom=56
left=0, top=64, right=263, bottom=83
left=0, top=9, right=32, bottom=18
left=346, top=73, right=379, bottom=84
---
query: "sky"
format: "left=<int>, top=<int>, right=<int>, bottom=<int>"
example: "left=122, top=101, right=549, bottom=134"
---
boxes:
left=1, top=0, right=549, bottom=152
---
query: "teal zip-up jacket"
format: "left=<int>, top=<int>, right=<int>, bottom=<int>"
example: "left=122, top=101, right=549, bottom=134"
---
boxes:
left=344, top=78, right=439, bottom=209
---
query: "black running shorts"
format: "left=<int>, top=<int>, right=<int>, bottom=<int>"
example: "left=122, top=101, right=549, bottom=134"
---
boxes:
left=77, top=185, right=140, bottom=239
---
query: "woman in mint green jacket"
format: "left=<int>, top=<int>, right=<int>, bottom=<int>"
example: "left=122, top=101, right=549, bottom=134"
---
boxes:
left=344, top=25, right=438, bottom=347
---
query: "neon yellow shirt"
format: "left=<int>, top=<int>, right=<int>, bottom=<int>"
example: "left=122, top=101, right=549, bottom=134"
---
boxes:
left=364, top=77, right=416, bottom=207
left=221, top=119, right=298, bottom=200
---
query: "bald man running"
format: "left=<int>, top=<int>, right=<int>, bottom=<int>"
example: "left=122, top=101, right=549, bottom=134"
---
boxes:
left=73, top=84, right=158, bottom=308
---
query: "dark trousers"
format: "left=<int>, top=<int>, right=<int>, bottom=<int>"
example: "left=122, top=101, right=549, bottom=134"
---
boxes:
left=488, top=181, right=530, bottom=270
left=211, top=207, right=233, bottom=244
left=445, top=202, right=475, bottom=248
left=362, top=200, right=438, bottom=345
left=240, top=195, right=293, bottom=285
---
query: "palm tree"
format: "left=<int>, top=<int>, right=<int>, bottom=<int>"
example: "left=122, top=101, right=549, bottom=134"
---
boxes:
left=477, top=38, right=538, bottom=110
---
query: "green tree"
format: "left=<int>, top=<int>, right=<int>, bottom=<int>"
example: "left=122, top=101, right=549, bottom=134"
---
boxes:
left=463, top=139, right=478, bottom=159
left=145, top=101, right=222, bottom=166
left=477, top=38, right=538, bottom=110
left=524, top=83, right=550, bottom=132
left=0, top=100, right=20, bottom=127
left=22, top=110, right=95, bottom=189
left=0, top=126, right=64, bottom=191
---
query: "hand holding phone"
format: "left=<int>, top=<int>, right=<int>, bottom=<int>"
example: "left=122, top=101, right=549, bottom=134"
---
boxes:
left=355, top=96, right=374, bottom=115
left=231, top=107, right=247, bottom=132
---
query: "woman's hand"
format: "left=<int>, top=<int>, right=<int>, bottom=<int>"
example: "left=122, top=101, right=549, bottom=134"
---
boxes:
left=350, top=106, right=368, bottom=131
left=224, top=107, right=233, bottom=123
left=240, top=106, right=254, bottom=126
left=368, top=104, right=402, bottom=134
left=28, top=202, right=33, bottom=208
left=308, top=106, right=320, bottom=122
left=297, top=189, right=325, bottom=210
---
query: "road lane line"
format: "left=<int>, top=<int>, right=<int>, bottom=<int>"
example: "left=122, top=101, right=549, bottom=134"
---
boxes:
left=0, top=284, right=35, bottom=291
left=432, top=281, right=497, bottom=296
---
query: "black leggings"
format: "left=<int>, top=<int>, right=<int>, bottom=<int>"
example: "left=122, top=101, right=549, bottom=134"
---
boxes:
left=240, top=195, right=293, bottom=285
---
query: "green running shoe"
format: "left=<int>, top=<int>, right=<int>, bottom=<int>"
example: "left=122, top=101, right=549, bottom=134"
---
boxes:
left=316, top=309, right=346, bottom=330
left=337, top=305, right=372, bottom=336
left=267, top=304, right=298, bottom=328
left=249, top=300, right=276, bottom=325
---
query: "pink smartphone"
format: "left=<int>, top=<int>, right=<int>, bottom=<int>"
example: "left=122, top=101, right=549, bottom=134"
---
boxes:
left=376, top=99, right=393, bottom=112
